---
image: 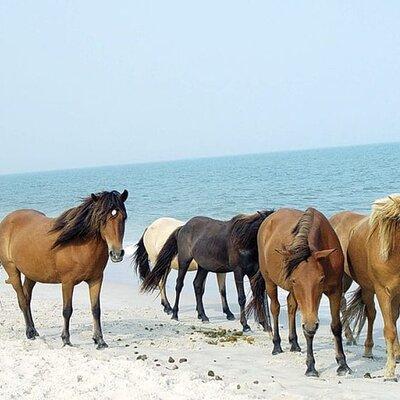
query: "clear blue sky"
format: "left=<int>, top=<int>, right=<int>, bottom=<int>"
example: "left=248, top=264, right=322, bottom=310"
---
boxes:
left=1, top=1, right=399, bottom=174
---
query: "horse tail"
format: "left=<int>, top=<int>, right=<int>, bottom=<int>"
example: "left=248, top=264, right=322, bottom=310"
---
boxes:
left=132, top=230, right=151, bottom=282
left=246, top=271, right=272, bottom=334
left=342, top=286, right=366, bottom=340
left=141, top=227, right=181, bottom=293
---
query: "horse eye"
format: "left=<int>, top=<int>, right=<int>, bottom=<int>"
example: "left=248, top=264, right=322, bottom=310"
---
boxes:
left=111, top=209, right=117, bottom=217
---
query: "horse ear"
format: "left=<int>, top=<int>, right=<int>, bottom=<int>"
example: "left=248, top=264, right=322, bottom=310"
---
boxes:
left=91, top=193, right=99, bottom=202
left=314, top=248, right=337, bottom=260
left=120, top=189, right=128, bottom=202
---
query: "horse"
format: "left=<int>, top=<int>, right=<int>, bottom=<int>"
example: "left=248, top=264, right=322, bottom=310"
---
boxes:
left=331, top=194, right=400, bottom=381
left=0, top=190, right=128, bottom=349
left=133, top=217, right=234, bottom=320
left=141, top=211, right=274, bottom=332
left=248, top=208, right=351, bottom=377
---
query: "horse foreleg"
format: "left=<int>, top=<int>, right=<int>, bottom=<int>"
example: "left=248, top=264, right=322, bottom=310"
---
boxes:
left=193, top=266, right=209, bottom=322
left=391, top=296, right=400, bottom=363
left=267, top=281, right=282, bottom=354
left=327, top=290, right=351, bottom=376
left=159, top=269, right=172, bottom=315
left=22, top=277, right=39, bottom=337
left=233, top=268, right=250, bottom=332
left=287, top=292, right=301, bottom=352
left=61, top=282, right=74, bottom=347
left=171, top=258, right=191, bottom=321
left=217, top=273, right=234, bottom=320
left=376, top=287, right=398, bottom=381
left=88, top=277, right=108, bottom=349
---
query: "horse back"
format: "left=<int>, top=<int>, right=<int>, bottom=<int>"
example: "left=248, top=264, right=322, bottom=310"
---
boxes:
left=179, top=216, right=230, bottom=270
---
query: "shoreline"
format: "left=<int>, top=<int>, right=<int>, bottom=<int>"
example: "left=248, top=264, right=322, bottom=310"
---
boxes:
left=0, top=254, right=397, bottom=400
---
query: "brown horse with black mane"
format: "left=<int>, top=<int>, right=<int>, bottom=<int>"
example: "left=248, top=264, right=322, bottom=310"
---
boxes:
left=248, top=208, right=351, bottom=377
left=141, top=210, right=274, bottom=332
left=0, top=190, right=128, bottom=349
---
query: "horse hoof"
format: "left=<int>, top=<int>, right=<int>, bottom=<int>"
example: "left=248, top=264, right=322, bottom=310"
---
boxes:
left=201, top=318, right=210, bottom=323
left=226, top=313, right=235, bottom=321
left=62, top=341, right=73, bottom=347
left=337, top=365, right=352, bottom=376
left=290, top=345, right=301, bottom=352
left=384, top=377, right=398, bottom=382
left=363, top=354, right=374, bottom=359
left=26, top=328, right=38, bottom=340
left=272, top=347, right=283, bottom=355
left=164, top=307, right=173, bottom=315
left=96, top=342, right=109, bottom=350
left=305, top=369, right=319, bottom=377
left=346, top=339, right=357, bottom=346
left=171, top=315, right=178, bottom=321
left=242, top=325, right=251, bottom=333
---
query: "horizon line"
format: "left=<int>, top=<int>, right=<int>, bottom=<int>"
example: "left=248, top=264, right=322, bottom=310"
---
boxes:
left=1, top=140, right=399, bottom=177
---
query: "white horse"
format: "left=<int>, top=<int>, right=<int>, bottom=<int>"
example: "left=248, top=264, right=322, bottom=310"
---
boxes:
left=133, top=217, right=234, bottom=320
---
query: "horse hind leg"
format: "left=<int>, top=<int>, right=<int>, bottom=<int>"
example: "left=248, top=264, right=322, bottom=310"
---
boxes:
left=171, top=255, right=192, bottom=321
left=362, top=290, right=376, bottom=359
left=23, top=277, right=39, bottom=337
left=193, top=266, right=209, bottom=322
left=217, top=273, right=235, bottom=320
left=159, top=269, right=172, bottom=315
left=3, top=263, right=36, bottom=339
left=267, top=280, right=283, bottom=354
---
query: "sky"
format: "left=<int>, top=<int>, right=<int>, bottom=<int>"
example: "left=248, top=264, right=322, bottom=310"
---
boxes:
left=0, top=1, right=399, bottom=175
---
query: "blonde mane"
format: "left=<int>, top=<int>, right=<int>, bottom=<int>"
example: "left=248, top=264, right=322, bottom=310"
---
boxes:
left=369, top=194, right=400, bottom=260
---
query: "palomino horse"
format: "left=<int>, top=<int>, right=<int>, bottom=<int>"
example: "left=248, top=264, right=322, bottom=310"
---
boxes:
left=141, top=211, right=274, bottom=332
left=0, top=190, right=128, bottom=349
left=133, top=217, right=234, bottom=320
left=248, top=208, right=351, bottom=377
left=331, top=194, right=400, bottom=381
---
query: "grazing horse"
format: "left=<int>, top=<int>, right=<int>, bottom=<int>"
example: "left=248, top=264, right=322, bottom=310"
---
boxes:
left=248, top=208, right=351, bottom=377
left=0, top=190, right=128, bottom=349
left=141, top=211, right=274, bottom=332
left=133, top=217, right=234, bottom=320
left=332, top=194, right=400, bottom=381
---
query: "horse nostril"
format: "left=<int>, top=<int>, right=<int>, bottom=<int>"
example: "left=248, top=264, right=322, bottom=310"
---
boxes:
left=120, top=249, right=125, bottom=258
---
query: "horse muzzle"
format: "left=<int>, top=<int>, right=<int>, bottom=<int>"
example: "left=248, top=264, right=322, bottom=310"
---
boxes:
left=109, top=249, right=125, bottom=263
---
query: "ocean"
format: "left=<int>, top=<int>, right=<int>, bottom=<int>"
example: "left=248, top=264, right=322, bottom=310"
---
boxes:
left=0, top=142, right=399, bottom=247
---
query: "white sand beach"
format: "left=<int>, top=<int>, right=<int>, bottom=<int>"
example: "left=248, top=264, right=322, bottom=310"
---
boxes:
left=0, top=245, right=398, bottom=400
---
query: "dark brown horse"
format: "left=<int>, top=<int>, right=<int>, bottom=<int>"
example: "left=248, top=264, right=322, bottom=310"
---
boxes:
left=0, top=190, right=128, bottom=349
left=141, top=211, right=274, bottom=332
left=248, top=208, right=351, bottom=377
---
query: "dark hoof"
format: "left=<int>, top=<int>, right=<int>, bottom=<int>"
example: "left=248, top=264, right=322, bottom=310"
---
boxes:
left=272, top=346, right=283, bottom=355
left=62, top=341, right=73, bottom=347
left=363, top=354, right=374, bottom=359
left=201, top=317, right=210, bottom=323
left=346, top=339, right=357, bottom=346
left=96, top=342, right=109, bottom=350
left=290, top=344, right=301, bottom=352
left=337, top=365, right=352, bottom=376
left=171, top=315, right=178, bottom=321
left=226, top=313, right=235, bottom=321
left=242, top=325, right=251, bottom=333
left=384, top=377, right=398, bottom=382
left=26, top=327, right=39, bottom=340
left=163, top=306, right=173, bottom=315
left=305, top=368, right=319, bottom=377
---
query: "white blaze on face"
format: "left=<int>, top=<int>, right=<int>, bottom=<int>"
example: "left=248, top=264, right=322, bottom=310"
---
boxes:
left=111, top=209, right=117, bottom=216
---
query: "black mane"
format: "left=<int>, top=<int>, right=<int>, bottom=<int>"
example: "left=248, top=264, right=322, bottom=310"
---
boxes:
left=50, top=191, right=127, bottom=248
